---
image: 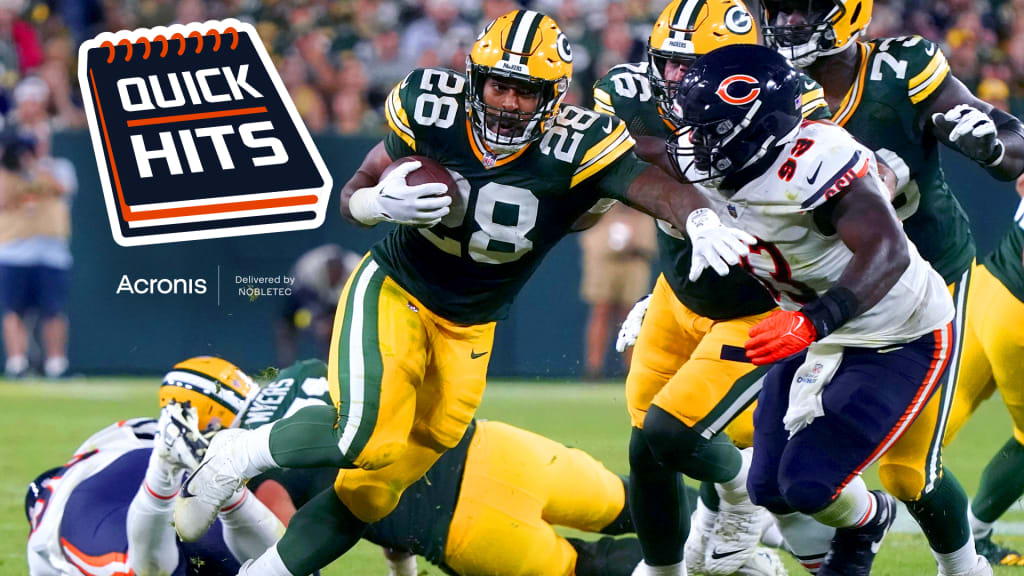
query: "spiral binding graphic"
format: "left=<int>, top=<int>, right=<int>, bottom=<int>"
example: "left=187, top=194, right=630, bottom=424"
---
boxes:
left=100, top=28, right=239, bottom=63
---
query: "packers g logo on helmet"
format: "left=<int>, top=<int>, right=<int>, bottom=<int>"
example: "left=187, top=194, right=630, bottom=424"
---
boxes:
left=648, top=0, right=758, bottom=111
left=761, top=0, right=873, bottom=67
left=159, top=356, right=258, bottom=430
left=466, top=10, right=572, bottom=155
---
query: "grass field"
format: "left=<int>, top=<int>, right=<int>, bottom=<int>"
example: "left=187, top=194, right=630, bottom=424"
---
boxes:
left=4, top=378, right=1024, bottom=575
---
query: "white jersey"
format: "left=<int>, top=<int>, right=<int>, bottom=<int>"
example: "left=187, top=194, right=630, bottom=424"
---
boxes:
left=703, top=121, right=953, bottom=347
left=26, top=418, right=155, bottom=576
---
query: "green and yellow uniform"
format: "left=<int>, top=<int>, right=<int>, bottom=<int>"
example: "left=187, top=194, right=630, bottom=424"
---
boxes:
left=823, top=36, right=975, bottom=499
left=328, top=65, right=647, bottom=522
left=592, top=61, right=828, bottom=447
left=239, top=359, right=330, bottom=429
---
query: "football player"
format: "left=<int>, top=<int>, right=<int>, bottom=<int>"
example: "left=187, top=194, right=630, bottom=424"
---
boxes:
left=25, top=358, right=280, bottom=576
left=760, top=0, right=1024, bottom=570
left=592, top=2, right=831, bottom=574
left=173, top=10, right=753, bottom=576
left=666, top=44, right=981, bottom=575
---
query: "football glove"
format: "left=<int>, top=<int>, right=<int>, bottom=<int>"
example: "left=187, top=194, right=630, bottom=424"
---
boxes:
left=745, top=310, right=817, bottom=365
left=932, top=104, right=1004, bottom=166
left=349, top=160, right=452, bottom=227
left=153, top=401, right=209, bottom=472
left=686, top=208, right=756, bottom=281
left=616, top=294, right=651, bottom=352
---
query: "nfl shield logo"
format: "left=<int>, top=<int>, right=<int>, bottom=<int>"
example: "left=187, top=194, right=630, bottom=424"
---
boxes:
left=483, top=152, right=497, bottom=169
left=727, top=204, right=738, bottom=218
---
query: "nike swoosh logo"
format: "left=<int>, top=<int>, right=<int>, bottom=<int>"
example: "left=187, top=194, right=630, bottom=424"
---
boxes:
left=603, top=117, right=614, bottom=134
left=806, top=162, right=822, bottom=184
left=871, top=539, right=883, bottom=554
left=471, top=350, right=489, bottom=359
left=179, top=459, right=210, bottom=499
left=710, top=548, right=746, bottom=560
left=804, top=80, right=816, bottom=91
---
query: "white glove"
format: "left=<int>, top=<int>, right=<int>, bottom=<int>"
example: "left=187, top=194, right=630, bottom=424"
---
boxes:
left=152, top=401, right=208, bottom=473
left=931, top=104, right=1003, bottom=166
left=348, top=160, right=452, bottom=226
left=616, top=294, right=651, bottom=352
left=686, top=208, right=756, bottom=281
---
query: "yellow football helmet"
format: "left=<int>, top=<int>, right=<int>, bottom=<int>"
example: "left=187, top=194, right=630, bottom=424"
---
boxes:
left=648, top=0, right=758, bottom=109
left=466, top=9, right=572, bottom=154
left=761, top=0, right=872, bottom=67
left=159, top=357, right=258, bottom=431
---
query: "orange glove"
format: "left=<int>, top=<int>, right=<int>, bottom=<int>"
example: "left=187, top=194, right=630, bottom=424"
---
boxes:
left=745, top=310, right=817, bottom=365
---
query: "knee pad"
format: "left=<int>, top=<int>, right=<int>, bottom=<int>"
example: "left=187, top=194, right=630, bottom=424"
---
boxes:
left=746, top=466, right=791, bottom=514
left=779, top=478, right=836, bottom=515
left=335, top=473, right=404, bottom=522
left=628, top=427, right=663, bottom=476
left=642, top=405, right=708, bottom=471
left=878, top=462, right=926, bottom=502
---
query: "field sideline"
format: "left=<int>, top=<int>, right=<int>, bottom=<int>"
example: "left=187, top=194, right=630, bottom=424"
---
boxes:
left=4, top=378, right=1024, bottom=575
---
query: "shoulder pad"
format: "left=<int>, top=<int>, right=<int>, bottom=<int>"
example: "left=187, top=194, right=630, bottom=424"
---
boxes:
left=797, top=72, right=829, bottom=120
left=593, top=62, right=654, bottom=115
left=782, top=122, right=874, bottom=210
left=871, top=36, right=950, bottom=104
left=385, top=67, right=467, bottom=150
left=540, top=104, right=636, bottom=188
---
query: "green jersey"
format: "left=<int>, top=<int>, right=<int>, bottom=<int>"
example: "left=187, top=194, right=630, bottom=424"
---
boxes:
left=376, top=67, right=645, bottom=325
left=592, top=61, right=829, bottom=319
left=826, top=37, right=974, bottom=283
left=985, top=200, right=1024, bottom=302
left=238, top=359, right=330, bottom=429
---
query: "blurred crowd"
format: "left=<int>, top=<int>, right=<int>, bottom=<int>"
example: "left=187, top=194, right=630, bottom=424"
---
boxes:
left=2, top=0, right=1024, bottom=140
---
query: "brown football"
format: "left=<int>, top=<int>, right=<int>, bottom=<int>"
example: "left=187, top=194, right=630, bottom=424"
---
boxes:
left=381, top=155, right=459, bottom=202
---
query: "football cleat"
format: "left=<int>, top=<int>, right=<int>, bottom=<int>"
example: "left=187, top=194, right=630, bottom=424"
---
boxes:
left=685, top=499, right=715, bottom=574
left=735, top=548, right=789, bottom=576
left=818, top=490, right=897, bottom=576
left=704, top=499, right=766, bottom=574
left=939, top=555, right=994, bottom=576
left=975, top=531, right=1024, bottom=566
left=174, top=428, right=247, bottom=541
left=153, top=401, right=208, bottom=472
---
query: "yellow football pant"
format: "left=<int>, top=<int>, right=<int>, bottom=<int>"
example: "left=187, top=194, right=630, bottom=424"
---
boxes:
left=329, top=255, right=495, bottom=522
left=626, top=274, right=771, bottom=447
left=444, top=421, right=626, bottom=576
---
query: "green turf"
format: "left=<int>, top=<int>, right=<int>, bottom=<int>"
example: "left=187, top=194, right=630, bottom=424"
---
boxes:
left=3, top=378, right=1024, bottom=575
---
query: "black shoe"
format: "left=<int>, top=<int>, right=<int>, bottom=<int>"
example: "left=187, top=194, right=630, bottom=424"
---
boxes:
left=976, top=530, right=1024, bottom=566
left=818, top=491, right=897, bottom=576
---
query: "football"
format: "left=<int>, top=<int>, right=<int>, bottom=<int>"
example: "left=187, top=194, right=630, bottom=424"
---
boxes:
left=381, top=155, right=459, bottom=203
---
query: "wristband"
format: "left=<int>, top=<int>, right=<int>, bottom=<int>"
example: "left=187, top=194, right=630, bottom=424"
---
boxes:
left=799, top=287, right=859, bottom=339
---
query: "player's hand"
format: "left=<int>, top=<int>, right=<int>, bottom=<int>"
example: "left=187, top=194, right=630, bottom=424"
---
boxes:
left=745, top=310, right=817, bottom=365
left=932, top=104, right=1004, bottom=166
left=686, top=208, right=756, bottom=281
left=153, top=401, right=208, bottom=472
left=616, top=294, right=651, bottom=352
left=349, top=161, right=452, bottom=227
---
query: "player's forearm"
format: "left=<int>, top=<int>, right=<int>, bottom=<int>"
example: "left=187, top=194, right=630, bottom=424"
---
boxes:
left=988, top=123, right=1024, bottom=181
left=341, top=141, right=393, bottom=226
left=623, top=164, right=710, bottom=233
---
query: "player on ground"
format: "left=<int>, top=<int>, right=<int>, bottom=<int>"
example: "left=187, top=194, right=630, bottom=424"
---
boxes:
left=26, top=358, right=280, bottom=576
left=173, top=10, right=754, bottom=575
left=593, top=2, right=829, bottom=574
left=760, top=0, right=1024, bottom=569
left=666, top=43, right=979, bottom=575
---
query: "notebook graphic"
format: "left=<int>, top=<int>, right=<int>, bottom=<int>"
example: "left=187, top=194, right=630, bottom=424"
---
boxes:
left=79, top=19, right=333, bottom=246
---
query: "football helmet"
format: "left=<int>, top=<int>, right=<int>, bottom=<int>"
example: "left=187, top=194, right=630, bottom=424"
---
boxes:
left=666, top=44, right=803, bottom=188
left=761, top=0, right=872, bottom=67
left=466, top=9, right=572, bottom=154
left=648, top=0, right=758, bottom=110
left=159, top=357, right=258, bottom=431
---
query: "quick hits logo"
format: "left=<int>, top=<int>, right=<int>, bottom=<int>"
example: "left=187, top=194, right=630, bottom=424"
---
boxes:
left=78, top=19, right=332, bottom=246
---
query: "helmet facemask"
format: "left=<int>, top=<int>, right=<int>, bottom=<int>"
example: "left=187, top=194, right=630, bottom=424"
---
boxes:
left=648, top=45, right=698, bottom=112
left=465, top=62, right=566, bottom=155
left=763, top=0, right=854, bottom=67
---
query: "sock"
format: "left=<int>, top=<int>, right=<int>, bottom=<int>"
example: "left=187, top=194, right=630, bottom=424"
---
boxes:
left=277, top=486, right=367, bottom=575
left=632, top=560, right=687, bottom=576
left=774, top=512, right=834, bottom=574
left=630, top=427, right=687, bottom=565
left=700, top=481, right=721, bottom=512
left=692, top=497, right=716, bottom=536
left=904, top=467, right=972, bottom=554
left=968, top=504, right=994, bottom=540
left=933, top=536, right=979, bottom=575
left=811, top=476, right=875, bottom=529
left=126, top=481, right=181, bottom=575
left=233, top=423, right=278, bottom=479
left=386, top=553, right=417, bottom=576
left=5, top=355, right=27, bottom=375
left=240, top=544, right=293, bottom=576
left=269, top=405, right=354, bottom=468
left=717, top=447, right=752, bottom=504
left=143, top=450, right=180, bottom=499
left=219, top=489, right=286, bottom=562
left=972, top=436, right=1024, bottom=524
left=43, top=356, right=67, bottom=377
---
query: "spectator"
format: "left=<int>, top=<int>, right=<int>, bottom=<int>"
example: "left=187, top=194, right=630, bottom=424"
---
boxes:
left=579, top=204, right=656, bottom=380
left=356, top=29, right=414, bottom=110
left=279, top=51, right=329, bottom=133
left=276, top=244, right=361, bottom=367
left=400, top=0, right=474, bottom=71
